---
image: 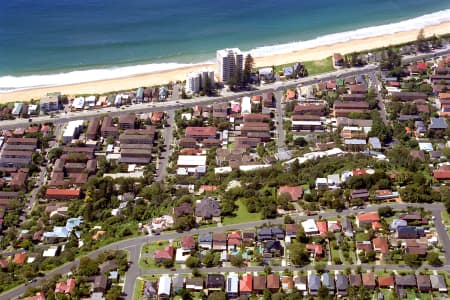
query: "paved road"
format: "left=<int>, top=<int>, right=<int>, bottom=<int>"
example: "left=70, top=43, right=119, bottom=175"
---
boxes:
left=3, top=202, right=449, bottom=300
left=0, top=65, right=380, bottom=131
left=274, top=90, right=286, bottom=154
left=155, top=110, right=174, bottom=181
left=368, top=72, right=388, bottom=125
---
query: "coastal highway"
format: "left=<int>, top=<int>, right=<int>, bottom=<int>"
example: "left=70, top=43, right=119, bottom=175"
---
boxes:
left=2, top=202, right=450, bottom=300
left=0, top=65, right=381, bottom=130
left=1, top=46, right=450, bottom=131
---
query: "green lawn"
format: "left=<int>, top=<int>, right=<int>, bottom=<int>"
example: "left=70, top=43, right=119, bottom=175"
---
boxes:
left=303, top=57, right=334, bottom=75
left=133, top=278, right=144, bottom=300
left=222, top=199, right=261, bottom=225
left=141, top=240, right=169, bottom=254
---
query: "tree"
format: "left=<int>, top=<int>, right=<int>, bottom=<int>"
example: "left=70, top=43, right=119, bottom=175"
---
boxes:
left=243, top=54, right=254, bottom=86
left=185, top=256, right=200, bottom=268
left=317, top=285, right=331, bottom=299
left=105, top=286, right=122, bottom=300
left=416, top=28, right=429, bottom=52
left=378, top=206, right=393, bottom=217
left=202, top=252, right=219, bottom=267
left=230, top=253, right=244, bottom=267
left=290, top=242, right=310, bottom=266
left=47, top=147, right=63, bottom=161
left=404, top=253, right=421, bottom=268
left=427, top=252, right=442, bottom=266
left=284, top=215, right=294, bottom=224
left=78, top=257, right=99, bottom=276
left=208, top=291, right=226, bottom=300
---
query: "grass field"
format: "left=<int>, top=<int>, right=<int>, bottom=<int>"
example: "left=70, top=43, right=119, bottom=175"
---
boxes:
left=271, top=57, right=335, bottom=77
left=133, top=278, right=144, bottom=300
left=222, top=199, right=261, bottom=225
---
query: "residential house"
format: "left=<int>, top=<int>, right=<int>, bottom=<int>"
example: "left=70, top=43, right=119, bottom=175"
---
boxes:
left=267, top=274, right=280, bottom=293
left=154, top=245, right=174, bottom=263
left=285, top=224, right=299, bottom=237
left=45, top=189, right=80, bottom=201
left=395, top=275, right=416, bottom=289
left=55, top=278, right=76, bottom=294
left=239, top=274, right=253, bottom=297
left=430, top=275, right=447, bottom=292
left=281, top=276, right=294, bottom=293
left=242, top=231, right=255, bottom=246
left=158, top=276, right=171, bottom=300
left=294, top=275, right=308, bottom=293
left=172, top=275, right=184, bottom=294
left=93, top=275, right=107, bottom=293
left=378, top=275, right=395, bottom=289
left=416, top=275, right=431, bottom=292
left=181, top=236, right=195, bottom=251
left=397, top=226, right=424, bottom=239
left=186, top=278, right=204, bottom=291
left=349, top=274, right=362, bottom=288
left=199, top=233, right=212, bottom=249
left=264, top=240, right=284, bottom=257
left=212, top=233, right=227, bottom=251
left=278, top=186, right=303, bottom=202
left=322, top=273, right=335, bottom=295
left=306, top=244, right=323, bottom=259
left=226, top=273, right=239, bottom=299
left=335, top=274, right=348, bottom=297
left=185, top=127, right=217, bottom=141
left=207, top=274, right=225, bottom=291
left=356, top=212, right=380, bottom=228
left=372, top=237, right=389, bottom=255
left=253, top=275, right=266, bottom=295
left=362, top=273, right=376, bottom=289
left=308, top=274, right=321, bottom=296
left=195, top=198, right=221, bottom=223
left=227, top=231, right=242, bottom=251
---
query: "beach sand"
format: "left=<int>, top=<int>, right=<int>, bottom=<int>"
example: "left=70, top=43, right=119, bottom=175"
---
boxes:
left=1, top=21, right=449, bottom=103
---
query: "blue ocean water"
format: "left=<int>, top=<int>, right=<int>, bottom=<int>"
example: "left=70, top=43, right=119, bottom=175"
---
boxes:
left=0, top=0, right=449, bottom=88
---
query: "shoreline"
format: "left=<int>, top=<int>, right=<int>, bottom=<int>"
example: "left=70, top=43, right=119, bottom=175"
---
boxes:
left=1, top=21, right=449, bottom=103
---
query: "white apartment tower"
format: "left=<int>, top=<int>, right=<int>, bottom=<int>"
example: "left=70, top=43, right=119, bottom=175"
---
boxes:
left=216, top=48, right=243, bottom=82
left=186, top=68, right=215, bottom=94
left=186, top=72, right=201, bottom=94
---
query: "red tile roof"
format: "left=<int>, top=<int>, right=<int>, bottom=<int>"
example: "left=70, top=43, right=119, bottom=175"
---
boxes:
left=356, top=212, right=380, bottom=223
left=181, top=236, right=195, bottom=249
left=46, top=188, right=80, bottom=197
left=372, top=237, right=389, bottom=254
left=13, top=253, right=27, bottom=264
left=316, top=221, right=328, bottom=237
left=306, top=244, right=323, bottom=256
left=24, top=292, right=46, bottom=300
left=433, top=170, right=450, bottom=180
left=278, top=186, right=303, bottom=201
left=154, top=245, right=174, bottom=260
left=240, top=273, right=253, bottom=293
left=352, top=169, right=366, bottom=176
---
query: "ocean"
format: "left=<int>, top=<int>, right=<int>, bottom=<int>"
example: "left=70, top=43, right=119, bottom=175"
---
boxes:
left=0, top=0, right=449, bottom=91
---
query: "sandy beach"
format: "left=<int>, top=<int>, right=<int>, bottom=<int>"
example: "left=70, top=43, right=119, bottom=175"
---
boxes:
left=1, top=21, right=449, bottom=103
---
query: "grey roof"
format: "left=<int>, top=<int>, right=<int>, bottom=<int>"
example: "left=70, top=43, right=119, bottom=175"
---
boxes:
left=336, top=274, right=348, bottom=290
left=173, top=275, right=185, bottom=289
left=195, top=198, right=221, bottom=218
left=344, top=139, right=366, bottom=145
left=430, top=275, right=447, bottom=290
left=430, top=117, right=448, bottom=130
left=199, top=233, right=212, bottom=243
left=309, top=274, right=321, bottom=290
left=369, top=137, right=382, bottom=149
left=322, top=273, right=335, bottom=291
left=398, top=115, right=421, bottom=122
left=416, top=275, right=431, bottom=288
left=395, top=275, right=416, bottom=287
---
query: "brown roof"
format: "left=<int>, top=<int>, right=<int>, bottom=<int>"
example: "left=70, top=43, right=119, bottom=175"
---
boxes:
left=185, top=126, right=217, bottom=137
left=267, top=274, right=280, bottom=289
left=362, top=273, right=376, bottom=287
left=253, top=276, right=266, bottom=290
left=372, top=237, right=389, bottom=254
left=278, top=186, right=303, bottom=201
left=377, top=275, right=395, bottom=288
